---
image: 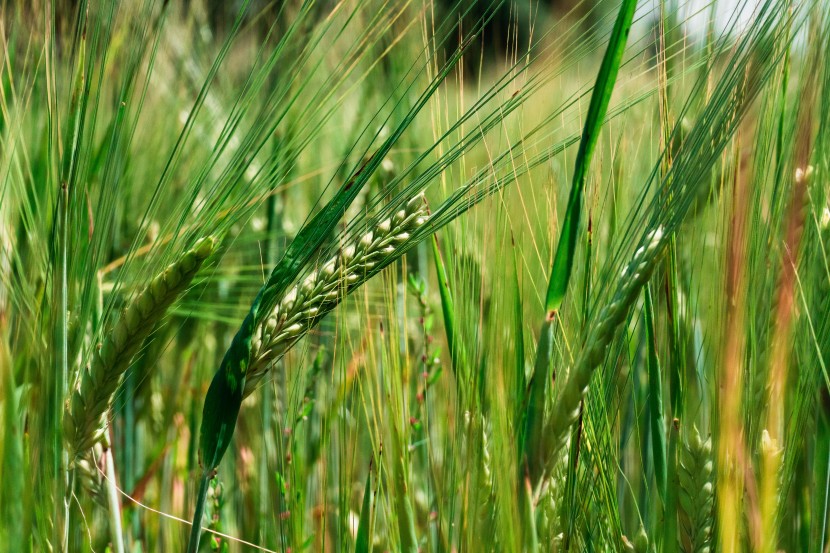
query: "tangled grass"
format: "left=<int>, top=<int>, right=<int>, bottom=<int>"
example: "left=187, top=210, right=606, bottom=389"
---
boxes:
left=1, top=0, right=829, bottom=551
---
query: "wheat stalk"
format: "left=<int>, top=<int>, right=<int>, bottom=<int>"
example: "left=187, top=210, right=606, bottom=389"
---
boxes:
left=679, top=427, right=714, bottom=553
left=63, top=238, right=215, bottom=459
left=244, top=194, right=428, bottom=396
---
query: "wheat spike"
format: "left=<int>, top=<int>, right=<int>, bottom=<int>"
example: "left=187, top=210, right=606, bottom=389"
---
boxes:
left=678, top=427, right=714, bottom=553
left=539, top=226, right=666, bottom=474
left=64, top=238, right=215, bottom=459
left=244, top=195, right=428, bottom=396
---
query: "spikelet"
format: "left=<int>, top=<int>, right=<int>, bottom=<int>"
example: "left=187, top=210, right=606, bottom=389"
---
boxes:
left=245, top=195, right=428, bottom=395
left=678, top=427, right=714, bottom=553
left=622, top=525, right=651, bottom=553
left=64, top=238, right=216, bottom=459
left=75, top=444, right=107, bottom=506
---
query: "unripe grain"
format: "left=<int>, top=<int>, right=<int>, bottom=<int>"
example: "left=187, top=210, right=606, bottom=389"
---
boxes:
left=64, top=238, right=215, bottom=459
left=245, top=195, right=428, bottom=396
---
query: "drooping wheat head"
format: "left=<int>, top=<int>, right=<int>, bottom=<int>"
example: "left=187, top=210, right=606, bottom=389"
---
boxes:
left=244, top=194, right=428, bottom=395
left=538, top=226, right=667, bottom=478
left=64, top=238, right=215, bottom=459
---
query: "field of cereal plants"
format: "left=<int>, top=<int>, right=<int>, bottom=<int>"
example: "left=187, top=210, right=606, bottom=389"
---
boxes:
left=1, top=0, right=829, bottom=551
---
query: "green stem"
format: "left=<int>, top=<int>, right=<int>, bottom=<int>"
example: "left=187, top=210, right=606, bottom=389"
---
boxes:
left=645, top=284, right=667, bottom=503
left=62, top=468, right=75, bottom=552
left=521, top=476, right=539, bottom=553
left=187, top=471, right=212, bottom=553
left=104, top=443, right=125, bottom=553
left=663, top=419, right=680, bottom=553
left=58, top=182, right=70, bottom=552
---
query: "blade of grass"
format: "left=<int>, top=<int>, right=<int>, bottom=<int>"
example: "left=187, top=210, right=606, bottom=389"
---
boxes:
left=431, top=233, right=466, bottom=378
left=354, top=461, right=374, bottom=553
left=645, top=283, right=667, bottom=503
left=542, top=0, right=637, bottom=317
left=523, top=0, right=638, bottom=485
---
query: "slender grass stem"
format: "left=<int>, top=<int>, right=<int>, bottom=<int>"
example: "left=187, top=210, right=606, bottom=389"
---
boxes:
left=58, top=182, right=70, bottom=553
left=104, top=435, right=125, bottom=553
left=62, top=468, right=75, bottom=553
left=186, top=471, right=212, bottom=553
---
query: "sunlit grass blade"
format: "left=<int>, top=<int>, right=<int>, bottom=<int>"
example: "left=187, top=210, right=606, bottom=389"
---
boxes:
left=523, top=0, right=638, bottom=486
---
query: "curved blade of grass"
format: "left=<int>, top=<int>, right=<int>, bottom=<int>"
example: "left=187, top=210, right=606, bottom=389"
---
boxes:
left=543, top=0, right=637, bottom=317
left=523, top=0, right=637, bottom=485
left=645, top=283, right=667, bottom=502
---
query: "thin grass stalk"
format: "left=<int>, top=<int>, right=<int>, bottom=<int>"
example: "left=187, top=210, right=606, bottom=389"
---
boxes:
left=811, top=208, right=830, bottom=550
left=511, top=244, right=526, bottom=425
left=393, top=429, right=419, bottom=553
left=656, top=0, right=686, bottom=423
left=57, top=31, right=89, bottom=549
left=664, top=419, right=681, bottom=553
left=521, top=475, right=540, bottom=553
left=58, top=183, right=70, bottom=553
left=645, top=284, right=667, bottom=503
left=813, top=390, right=830, bottom=551
left=258, top=189, right=281, bottom=548
left=103, top=435, right=125, bottom=553
left=186, top=471, right=212, bottom=553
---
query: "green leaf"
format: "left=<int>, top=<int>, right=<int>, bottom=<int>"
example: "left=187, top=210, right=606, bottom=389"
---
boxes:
left=354, top=463, right=374, bottom=553
left=543, top=0, right=638, bottom=315
left=645, top=284, right=667, bottom=503
left=523, top=0, right=637, bottom=486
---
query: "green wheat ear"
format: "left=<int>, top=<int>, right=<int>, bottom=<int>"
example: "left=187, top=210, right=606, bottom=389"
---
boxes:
left=245, top=193, right=428, bottom=395
left=678, top=427, right=714, bottom=553
left=63, top=237, right=216, bottom=460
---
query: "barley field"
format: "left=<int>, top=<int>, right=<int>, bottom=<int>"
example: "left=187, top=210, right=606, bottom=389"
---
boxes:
left=0, top=0, right=829, bottom=551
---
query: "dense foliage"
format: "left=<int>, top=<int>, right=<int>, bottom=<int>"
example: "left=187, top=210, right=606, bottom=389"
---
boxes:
left=0, top=0, right=829, bottom=551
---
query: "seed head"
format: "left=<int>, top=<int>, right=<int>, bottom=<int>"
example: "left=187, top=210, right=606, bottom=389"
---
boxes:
left=244, top=194, right=428, bottom=395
